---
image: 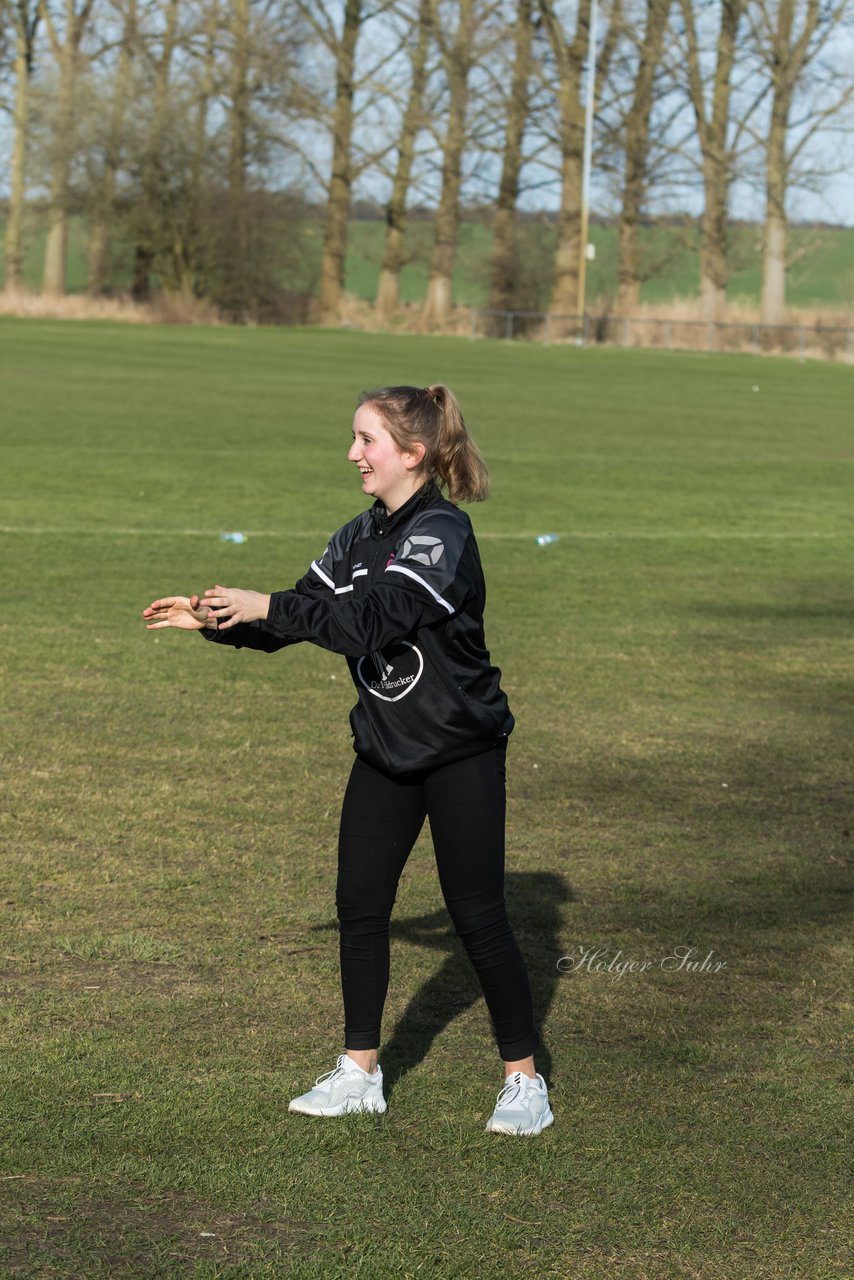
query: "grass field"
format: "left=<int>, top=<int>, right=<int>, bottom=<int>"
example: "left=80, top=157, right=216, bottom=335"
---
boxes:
left=1, top=321, right=852, bottom=1278
left=3, top=214, right=854, bottom=311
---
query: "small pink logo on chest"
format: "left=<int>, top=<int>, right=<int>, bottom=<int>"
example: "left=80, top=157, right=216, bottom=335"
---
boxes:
left=386, top=551, right=395, bottom=568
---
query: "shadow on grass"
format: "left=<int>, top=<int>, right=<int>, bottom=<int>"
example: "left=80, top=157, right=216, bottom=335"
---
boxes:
left=380, top=870, right=571, bottom=1097
left=508, top=723, right=852, bottom=1067
left=304, top=872, right=573, bottom=1096
left=689, top=599, right=854, bottom=624
left=298, top=719, right=852, bottom=1085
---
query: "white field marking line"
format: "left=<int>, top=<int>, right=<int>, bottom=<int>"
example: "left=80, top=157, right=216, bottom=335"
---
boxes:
left=0, top=525, right=850, bottom=540
left=0, top=525, right=331, bottom=538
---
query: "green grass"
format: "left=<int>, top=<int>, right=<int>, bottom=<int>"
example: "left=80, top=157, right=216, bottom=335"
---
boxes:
left=346, top=219, right=854, bottom=310
left=4, top=213, right=854, bottom=310
left=1, top=320, right=852, bottom=1278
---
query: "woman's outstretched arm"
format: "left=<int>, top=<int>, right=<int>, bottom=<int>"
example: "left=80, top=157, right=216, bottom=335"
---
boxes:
left=201, top=579, right=448, bottom=657
left=200, top=510, right=476, bottom=657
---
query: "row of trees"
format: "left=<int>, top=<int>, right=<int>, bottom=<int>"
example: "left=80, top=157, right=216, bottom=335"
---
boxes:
left=2, top=0, right=852, bottom=325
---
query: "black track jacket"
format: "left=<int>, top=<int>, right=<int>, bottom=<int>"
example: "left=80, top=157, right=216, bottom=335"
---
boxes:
left=202, top=479, right=514, bottom=774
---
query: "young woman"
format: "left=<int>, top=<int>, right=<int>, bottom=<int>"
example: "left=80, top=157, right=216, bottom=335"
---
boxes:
left=142, top=385, right=553, bottom=1136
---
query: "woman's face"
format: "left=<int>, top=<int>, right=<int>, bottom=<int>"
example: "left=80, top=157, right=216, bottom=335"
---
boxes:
left=348, top=404, right=424, bottom=513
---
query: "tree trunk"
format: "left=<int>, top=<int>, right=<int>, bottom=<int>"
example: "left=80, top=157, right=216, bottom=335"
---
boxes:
left=87, top=216, right=110, bottom=294
left=698, top=155, right=729, bottom=320
left=181, top=0, right=220, bottom=295
left=549, top=139, right=582, bottom=317
left=488, top=0, right=534, bottom=316
left=224, top=0, right=251, bottom=315
left=761, top=203, right=786, bottom=326
left=132, top=0, right=181, bottom=299
left=617, top=229, right=641, bottom=313
left=421, top=0, right=475, bottom=330
left=680, top=0, right=743, bottom=321
left=228, top=0, right=250, bottom=203
left=41, top=0, right=97, bottom=296
left=42, top=40, right=76, bottom=296
left=617, top=0, right=671, bottom=313
left=318, top=0, right=362, bottom=325
left=132, top=246, right=154, bottom=301
left=375, top=246, right=404, bottom=320
left=4, top=10, right=36, bottom=291
left=375, top=0, right=432, bottom=321
left=538, top=0, right=591, bottom=319
left=88, top=0, right=137, bottom=295
left=759, top=0, right=807, bottom=326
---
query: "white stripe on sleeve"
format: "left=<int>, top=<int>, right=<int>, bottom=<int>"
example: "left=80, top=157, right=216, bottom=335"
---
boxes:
left=386, top=563, right=455, bottom=614
left=310, top=560, right=335, bottom=590
left=312, top=563, right=369, bottom=594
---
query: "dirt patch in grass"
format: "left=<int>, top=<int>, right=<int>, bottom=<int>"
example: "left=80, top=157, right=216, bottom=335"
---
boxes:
left=0, top=1182, right=325, bottom=1276
left=0, top=960, right=212, bottom=997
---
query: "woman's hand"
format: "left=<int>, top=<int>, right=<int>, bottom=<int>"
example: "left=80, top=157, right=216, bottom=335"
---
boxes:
left=142, top=594, right=212, bottom=630
left=201, top=584, right=271, bottom=630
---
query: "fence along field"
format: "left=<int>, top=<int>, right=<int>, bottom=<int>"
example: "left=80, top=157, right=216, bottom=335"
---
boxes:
left=471, top=304, right=854, bottom=362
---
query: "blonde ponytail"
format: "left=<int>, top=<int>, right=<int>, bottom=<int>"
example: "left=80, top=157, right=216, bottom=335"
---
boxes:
left=357, top=383, right=490, bottom=504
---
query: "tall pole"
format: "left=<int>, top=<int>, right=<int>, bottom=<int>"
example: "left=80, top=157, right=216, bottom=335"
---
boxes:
left=577, top=0, right=599, bottom=326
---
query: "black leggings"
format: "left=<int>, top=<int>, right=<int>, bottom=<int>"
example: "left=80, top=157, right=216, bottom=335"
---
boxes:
left=336, top=741, right=540, bottom=1061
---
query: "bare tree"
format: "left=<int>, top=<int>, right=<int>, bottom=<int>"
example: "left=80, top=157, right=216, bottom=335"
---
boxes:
left=537, top=0, right=621, bottom=318
left=616, top=0, right=672, bottom=310
left=487, top=0, right=535, bottom=314
left=126, top=0, right=183, bottom=299
left=307, top=0, right=363, bottom=323
left=40, top=0, right=98, bottom=295
left=420, top=0, right=481, bottom=328
left=87, top=0, right=138, bottom=294
left=4, top=1, right=41, bottom=289
left=181, top=0, right=301, bottom=307
left=677, top=0, right=749, bottom=320
left=177, top=0, right=219, bottom=296
left=218, top=0, right=253, bottom=312
left=78, top=0, right=308, bottom=312
left=748, top=0, right=854, bottom=323
left=375, top=0, right=433, bottom=320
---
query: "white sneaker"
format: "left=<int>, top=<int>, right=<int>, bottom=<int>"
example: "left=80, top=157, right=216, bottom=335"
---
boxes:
left=485, top=1071, right=554, bottom=1135
left=288, top=1053, right=387, bottom=1117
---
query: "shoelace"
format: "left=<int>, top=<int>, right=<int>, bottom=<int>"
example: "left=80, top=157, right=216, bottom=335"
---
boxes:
left=313, top=1054, right=350, bottom=1087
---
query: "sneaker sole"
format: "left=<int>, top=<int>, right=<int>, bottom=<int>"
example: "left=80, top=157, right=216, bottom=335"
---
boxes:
left=486, top=1104, right=554, bottom=1136
left=288, top=1096, right=387, bottom=1117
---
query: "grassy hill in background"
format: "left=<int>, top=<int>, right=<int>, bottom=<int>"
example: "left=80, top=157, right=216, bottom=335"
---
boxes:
left=2, top=211, right=853, bottom=312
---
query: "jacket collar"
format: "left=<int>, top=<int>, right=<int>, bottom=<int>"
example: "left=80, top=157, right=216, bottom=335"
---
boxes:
left=370, top=478, right=440, bottom=536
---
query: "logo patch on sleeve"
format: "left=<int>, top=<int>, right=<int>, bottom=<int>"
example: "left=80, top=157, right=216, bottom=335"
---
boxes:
left=400, top=535, right=444, bottom=566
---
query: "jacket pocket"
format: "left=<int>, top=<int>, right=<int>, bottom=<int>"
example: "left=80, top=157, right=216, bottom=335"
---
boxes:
left=427, top=650, right=502, bottom=738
